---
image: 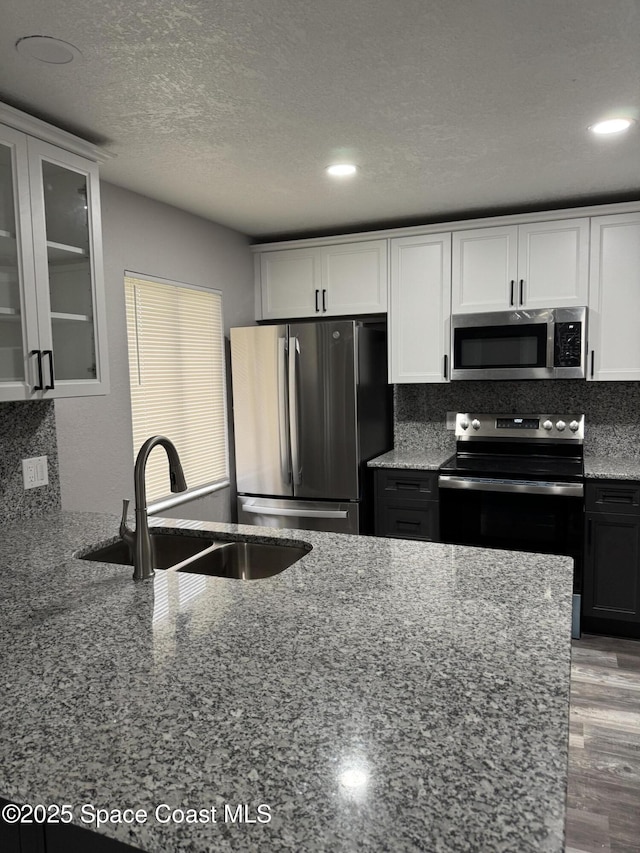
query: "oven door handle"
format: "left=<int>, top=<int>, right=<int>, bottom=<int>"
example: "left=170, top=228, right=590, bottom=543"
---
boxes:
left=438, top=475, right=584, bottom=497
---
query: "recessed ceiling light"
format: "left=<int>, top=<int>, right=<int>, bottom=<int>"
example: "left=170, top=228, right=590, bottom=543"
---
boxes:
left=326, top=164, right=357, bottom=177
left=589, top=118, right=634, bottom=135
left=15, top=35, right=82, bottom=65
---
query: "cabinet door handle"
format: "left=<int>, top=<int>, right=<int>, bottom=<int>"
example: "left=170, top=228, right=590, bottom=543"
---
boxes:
left=43, top=349, right=55, bottom=390
left=587, top=518, right=593, bottom=550
left=519, top=279, right=524, bottom=305
left=315, top=289, right=319, bottom=312
left=590, top=350, right=595, bottom=378
left=31, top=350, right=43, bottom=391
left=443, top=353, right=448, bottom=379
left=322, top=289, right=327, bottom=312
left=509, top=280, right=515, bottom=306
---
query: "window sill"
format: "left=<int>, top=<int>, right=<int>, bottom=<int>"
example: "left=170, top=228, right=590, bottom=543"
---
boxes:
left=148, top=480, right=230, bottom=515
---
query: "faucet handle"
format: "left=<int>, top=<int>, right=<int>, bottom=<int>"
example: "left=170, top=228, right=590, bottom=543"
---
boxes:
left=120, top=498, right=134, bottom=539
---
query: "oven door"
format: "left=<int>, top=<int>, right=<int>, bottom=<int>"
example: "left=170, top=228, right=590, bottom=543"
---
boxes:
left=439, top=477, right=584, bottom=581
left=451, top=310, right=553, bottom=380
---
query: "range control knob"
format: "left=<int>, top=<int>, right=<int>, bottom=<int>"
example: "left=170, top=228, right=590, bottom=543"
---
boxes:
left=555, top=420, right=566, bottom=432
left=460, top=419, right=470, bottom=430
left=471, top=418, right=481, bottom=431
left=569, top=420, right=580, bottom=433
left=542, top=420, right=553, bottom=431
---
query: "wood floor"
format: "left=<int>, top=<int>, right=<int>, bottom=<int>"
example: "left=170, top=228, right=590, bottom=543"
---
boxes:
left=566, top=634, right=640, bottom=853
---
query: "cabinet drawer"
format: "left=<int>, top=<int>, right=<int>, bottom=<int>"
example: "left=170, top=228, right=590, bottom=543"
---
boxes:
left=586, top=481, right=640, bottom=515
left=375, top=501, right=439, bottom=541
left=375, top=468, right=438, bottom=500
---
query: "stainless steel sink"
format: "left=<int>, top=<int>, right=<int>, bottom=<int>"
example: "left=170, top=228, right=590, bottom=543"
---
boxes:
left=78, top=533, right=310, bottom=579
left=178, top=540, right=309, bottom=580
left=80, top=533, right=216, bottom=569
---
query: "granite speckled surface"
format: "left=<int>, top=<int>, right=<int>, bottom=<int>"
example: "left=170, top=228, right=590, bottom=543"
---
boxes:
left=0, top=401, right=61, bottom=523
left=0, top=512, right=574, bottom=852
left=584, top=456, right=640, bottom=481
left=367, top=448, right=452, bottom=470
left=395, top=381, right=640, bottom=460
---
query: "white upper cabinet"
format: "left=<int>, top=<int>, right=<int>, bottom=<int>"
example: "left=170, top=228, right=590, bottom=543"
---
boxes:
left=0, top=117, right=108, bottom=401
left=452, top=218, right=589, bottom=314
left=257, top=239, right=387, bottom=320
left=389, top=233, right=451, bottom=383
left=588, top=213, right=640, bottom=381
left=259, top=248, right=321, bottom=319
left=452, top=226, right=518, bottom=314
left=321, top=241, right=387, bottom=316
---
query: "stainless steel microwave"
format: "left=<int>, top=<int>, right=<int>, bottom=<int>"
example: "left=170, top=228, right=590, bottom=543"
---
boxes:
left=450, top=307, right=587, bottom=380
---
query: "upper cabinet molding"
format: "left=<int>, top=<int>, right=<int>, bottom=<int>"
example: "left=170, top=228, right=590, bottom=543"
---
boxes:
left=0, top=101, right=112, bottom=163
left=251, top=201, right=640, bottom=252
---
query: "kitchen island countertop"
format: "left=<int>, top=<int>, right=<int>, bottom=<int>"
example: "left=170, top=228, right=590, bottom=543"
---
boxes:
left=0, top=512, right=573, bottom=852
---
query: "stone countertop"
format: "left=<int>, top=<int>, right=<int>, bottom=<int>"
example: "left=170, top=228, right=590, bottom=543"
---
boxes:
left=584, top=456, right=640, bottom=481
left=367, top=448, right=453, bottom=470
left=0, top=512, right=574, bottom=853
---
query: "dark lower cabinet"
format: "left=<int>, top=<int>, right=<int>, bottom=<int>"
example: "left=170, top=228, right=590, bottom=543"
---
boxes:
left=374, top=468, right=439, bottom=541
left=583, top=480, right=640, bottom=639
left=0, top=798, right=138, bottom=853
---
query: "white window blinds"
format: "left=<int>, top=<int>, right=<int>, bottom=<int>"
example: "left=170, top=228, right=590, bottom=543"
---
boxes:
left=124, top=274, right=228, bottom=504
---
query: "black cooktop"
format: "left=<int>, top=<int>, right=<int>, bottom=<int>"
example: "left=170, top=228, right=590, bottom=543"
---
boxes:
left=440, top=442, right=584, bottom=482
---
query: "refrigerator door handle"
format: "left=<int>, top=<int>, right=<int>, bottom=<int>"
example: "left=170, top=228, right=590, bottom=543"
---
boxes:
left=243, top=503, right=349, bottom=519
left=288, top=336, right=302, bottom=486
left=278, top=336, right=292, bottom=484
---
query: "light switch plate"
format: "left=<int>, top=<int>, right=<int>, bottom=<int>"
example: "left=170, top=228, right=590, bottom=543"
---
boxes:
left=22, top=456, right=48, bottom=489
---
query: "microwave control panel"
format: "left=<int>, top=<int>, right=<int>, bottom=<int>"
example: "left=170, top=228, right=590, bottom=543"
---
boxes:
left=554, top=321, right=582, bottom=367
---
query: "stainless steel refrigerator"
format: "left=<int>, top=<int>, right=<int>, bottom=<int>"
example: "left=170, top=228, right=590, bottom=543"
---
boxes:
left=230, top=319, right=392, bottom=534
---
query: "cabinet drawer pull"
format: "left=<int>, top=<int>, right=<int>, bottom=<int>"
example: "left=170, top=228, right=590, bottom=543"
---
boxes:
left=397, top=519, right=421, bottom=528
left=31, top=349, right=43, bottom=391
left=43, top=349, right=55, bottom=390
left=601, top=492, right=634, bottom=504
left=395, top=482, right=420, bottom=490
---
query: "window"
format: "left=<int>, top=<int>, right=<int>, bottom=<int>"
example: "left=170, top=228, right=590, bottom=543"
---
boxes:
left=124, top=273, right=229, bottom=507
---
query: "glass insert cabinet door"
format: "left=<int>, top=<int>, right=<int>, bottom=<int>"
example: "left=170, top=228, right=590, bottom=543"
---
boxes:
left=27, top=138, right=108, bottom=397
left=0, top=128, right=38, bottom=400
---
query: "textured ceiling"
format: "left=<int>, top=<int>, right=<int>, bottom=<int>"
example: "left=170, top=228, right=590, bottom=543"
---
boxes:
left=1, top=0, right=639, bottom=239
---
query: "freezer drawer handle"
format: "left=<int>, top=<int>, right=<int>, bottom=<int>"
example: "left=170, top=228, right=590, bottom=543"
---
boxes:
left=243, top=504, right=349, bottom=519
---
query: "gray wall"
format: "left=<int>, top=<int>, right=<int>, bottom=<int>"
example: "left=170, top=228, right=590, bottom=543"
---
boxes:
left=395, top=381, right=640, bottom=458
left=0, top=401, right=61, bottom=524
left=55, top=181, right=255, bottom=518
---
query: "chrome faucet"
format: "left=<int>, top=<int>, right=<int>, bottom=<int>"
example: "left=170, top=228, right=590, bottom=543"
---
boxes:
left=120, top=436, right=187, bottom=580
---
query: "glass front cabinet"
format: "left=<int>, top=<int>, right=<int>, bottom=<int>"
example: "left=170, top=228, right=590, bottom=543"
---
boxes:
left=0, top=120, right=108, bottom=401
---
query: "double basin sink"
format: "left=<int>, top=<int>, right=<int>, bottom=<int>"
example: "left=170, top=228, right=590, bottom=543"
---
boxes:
left=80, top=531, right=310, bottom=580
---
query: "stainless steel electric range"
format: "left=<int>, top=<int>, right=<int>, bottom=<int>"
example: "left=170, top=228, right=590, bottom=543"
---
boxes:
left=439, top=413, right=585, bottom=635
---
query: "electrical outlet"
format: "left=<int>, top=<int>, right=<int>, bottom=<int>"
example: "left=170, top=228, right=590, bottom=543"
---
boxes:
left=446, top=411, right=457, bottom=430
left=22, top=456, right=49, bottom=489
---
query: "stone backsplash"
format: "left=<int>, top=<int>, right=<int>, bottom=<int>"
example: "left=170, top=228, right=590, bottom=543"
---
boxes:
left=395, top=381, right=640, bottom=458
left=0, top=401, right=61, bottom=524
